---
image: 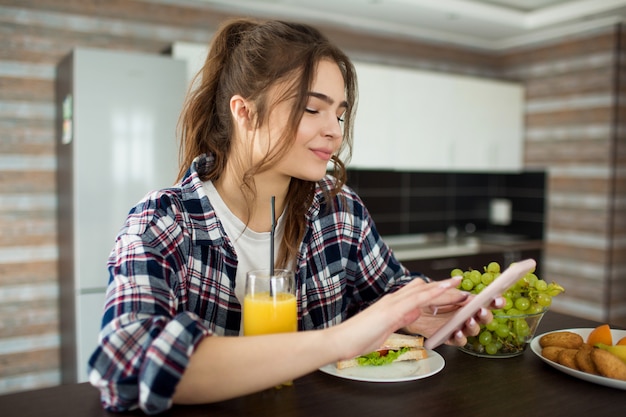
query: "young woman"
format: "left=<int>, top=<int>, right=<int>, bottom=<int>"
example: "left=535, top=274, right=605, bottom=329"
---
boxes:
left=88, top=18, right=502, bottom=414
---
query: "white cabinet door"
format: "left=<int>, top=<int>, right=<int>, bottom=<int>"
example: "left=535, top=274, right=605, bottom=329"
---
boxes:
left=349, top=62, right=394, bottom=169
left=392, top=67, right=456, bottom=171
left=448, top=76, right=524, bottom=171
left=487, top=82, right=524, bottom=171
left=349, top=60, right=524, bottom=172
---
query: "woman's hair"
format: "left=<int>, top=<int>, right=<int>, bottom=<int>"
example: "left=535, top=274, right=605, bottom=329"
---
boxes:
left=177, top=18, right=357, bottom=269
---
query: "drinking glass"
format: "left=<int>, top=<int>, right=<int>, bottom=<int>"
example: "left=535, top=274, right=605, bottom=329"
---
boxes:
left=243, top=269, right=297, bottom=336
left=243, top=269, right=297, bottom=388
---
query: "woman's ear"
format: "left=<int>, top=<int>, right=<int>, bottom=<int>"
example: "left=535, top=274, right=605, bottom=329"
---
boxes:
left=230, top=95, right=255, bottom=130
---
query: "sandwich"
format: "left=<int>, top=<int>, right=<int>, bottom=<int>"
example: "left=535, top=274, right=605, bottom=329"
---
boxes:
left=336, top=333, right=427, bottom=370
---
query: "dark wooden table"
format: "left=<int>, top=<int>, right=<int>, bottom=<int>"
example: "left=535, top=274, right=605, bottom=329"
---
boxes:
left=1, top=312, right=625, bottom=417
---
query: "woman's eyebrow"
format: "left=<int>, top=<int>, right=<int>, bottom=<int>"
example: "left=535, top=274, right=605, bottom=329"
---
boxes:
left=308, top=91, right=348, bottom=109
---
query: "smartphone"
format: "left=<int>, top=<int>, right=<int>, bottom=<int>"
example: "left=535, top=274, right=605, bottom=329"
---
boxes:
left=423, top=258, right=536, bottom=350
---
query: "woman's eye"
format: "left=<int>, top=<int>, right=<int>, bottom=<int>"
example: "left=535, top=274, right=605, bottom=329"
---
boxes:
left=305, top=108, right=318, bottom=115
left=337, top=116, right=345, bottom=123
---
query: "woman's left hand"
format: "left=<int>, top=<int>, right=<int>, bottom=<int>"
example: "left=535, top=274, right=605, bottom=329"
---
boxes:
left=404, top=292, right=505, bottom=347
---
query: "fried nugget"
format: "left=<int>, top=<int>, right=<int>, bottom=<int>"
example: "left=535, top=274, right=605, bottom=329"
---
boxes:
left=539, top=331, right=584, bottom=349
left=575, top=344, right=598, bottom=375
left=542, top=346, right=565, bottom=362
left=557, top=348, right=580, bottom=370
left=591, top=348, right=626, bottom=381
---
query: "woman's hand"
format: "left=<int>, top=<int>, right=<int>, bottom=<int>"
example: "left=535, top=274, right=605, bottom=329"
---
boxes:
left=330, top=276, right=465, bottom=361
left=404, top=292, right=506, bottom=347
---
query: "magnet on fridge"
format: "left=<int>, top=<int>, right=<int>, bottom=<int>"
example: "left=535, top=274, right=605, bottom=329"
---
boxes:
left=62, top=94, right=73, bottom=144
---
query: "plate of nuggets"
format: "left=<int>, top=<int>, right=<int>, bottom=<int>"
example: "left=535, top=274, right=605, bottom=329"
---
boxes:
left=530, top=328, right=626, bottom=390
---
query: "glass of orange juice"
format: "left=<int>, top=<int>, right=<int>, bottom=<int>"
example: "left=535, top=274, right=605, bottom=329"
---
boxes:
left=244, top=269, right=296, bottom=388
left=243, top=269, right=297, bottom=336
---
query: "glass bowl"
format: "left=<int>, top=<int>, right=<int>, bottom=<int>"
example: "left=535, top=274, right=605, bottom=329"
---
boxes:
left=459, top=308, right=548, bottom=358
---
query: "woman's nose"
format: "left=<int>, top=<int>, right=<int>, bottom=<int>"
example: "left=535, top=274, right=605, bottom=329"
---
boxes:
left=324, top=116, right=343, bottom=140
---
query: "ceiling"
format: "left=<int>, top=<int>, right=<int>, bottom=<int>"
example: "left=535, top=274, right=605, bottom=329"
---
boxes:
left=163, top=0, right=626, bottom=50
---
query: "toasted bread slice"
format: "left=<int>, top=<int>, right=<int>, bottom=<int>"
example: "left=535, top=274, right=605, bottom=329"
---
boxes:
left=380, top=333, right=424, bottom=349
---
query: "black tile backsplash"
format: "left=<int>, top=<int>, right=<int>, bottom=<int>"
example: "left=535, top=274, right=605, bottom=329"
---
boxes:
left=346, top=169, right=546, bottom=239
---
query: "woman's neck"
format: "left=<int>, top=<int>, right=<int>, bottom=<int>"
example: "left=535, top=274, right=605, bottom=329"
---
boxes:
left=213, top=169, right=289, bottom=233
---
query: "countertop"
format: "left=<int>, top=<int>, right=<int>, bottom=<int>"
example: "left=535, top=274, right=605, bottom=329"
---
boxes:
left=384, top=232, right=543, bottom=261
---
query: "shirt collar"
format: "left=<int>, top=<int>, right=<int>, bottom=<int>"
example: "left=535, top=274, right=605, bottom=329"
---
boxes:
left=179, top=154, right=230, bottom=248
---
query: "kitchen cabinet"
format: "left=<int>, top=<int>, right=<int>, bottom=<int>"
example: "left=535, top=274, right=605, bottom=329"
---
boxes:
left=349, top=61, right=524, bottom=172
left=349, top=62, right=395, bottom=168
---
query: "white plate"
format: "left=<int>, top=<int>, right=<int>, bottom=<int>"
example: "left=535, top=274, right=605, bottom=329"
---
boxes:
left=318, top=349, right=444, bottom=383
left=530, top=328, right=626, bottom=390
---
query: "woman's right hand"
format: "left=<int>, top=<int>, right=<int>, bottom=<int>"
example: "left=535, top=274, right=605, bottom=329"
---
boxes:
left=330, top=276, right=464, bottom=361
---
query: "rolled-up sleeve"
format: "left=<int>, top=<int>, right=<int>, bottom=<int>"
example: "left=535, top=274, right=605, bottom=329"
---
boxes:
left=88, top=199, right=212, bottom=414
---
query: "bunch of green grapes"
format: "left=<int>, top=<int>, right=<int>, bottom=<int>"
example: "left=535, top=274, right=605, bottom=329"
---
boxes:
left=451, top=261, right=565, bottom=356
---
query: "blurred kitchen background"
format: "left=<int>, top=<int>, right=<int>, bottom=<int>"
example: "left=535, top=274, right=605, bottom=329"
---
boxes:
left=1, top=0, right=624, bottom=394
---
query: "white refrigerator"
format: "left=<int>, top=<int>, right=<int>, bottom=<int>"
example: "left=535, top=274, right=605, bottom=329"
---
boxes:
left=56, top=48, right=187, bottom=383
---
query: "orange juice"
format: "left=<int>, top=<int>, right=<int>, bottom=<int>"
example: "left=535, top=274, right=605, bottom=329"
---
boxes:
left=243, top=291, right=297, bottom=336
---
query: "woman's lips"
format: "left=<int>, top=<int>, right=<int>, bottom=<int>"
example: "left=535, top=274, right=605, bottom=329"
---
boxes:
left=311, top=148, right=333, bottom=161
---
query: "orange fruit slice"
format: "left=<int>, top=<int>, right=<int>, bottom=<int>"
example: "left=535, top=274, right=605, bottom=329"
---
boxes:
left=617, top=336, right=626, bottom=346
left=587, top=324, right=612, bottom=346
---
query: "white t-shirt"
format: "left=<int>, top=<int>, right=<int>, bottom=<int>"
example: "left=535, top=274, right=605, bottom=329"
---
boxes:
left=202, top=180, right=286, bottom=305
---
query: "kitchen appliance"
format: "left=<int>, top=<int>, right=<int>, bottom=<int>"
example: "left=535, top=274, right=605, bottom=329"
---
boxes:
left=56, top=48, right=187, bottom=383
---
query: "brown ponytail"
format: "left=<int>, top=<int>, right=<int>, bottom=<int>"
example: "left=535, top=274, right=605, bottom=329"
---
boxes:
left=177, top=18, right=357, bottom=269
left=177, top=19, right=259, bottom=182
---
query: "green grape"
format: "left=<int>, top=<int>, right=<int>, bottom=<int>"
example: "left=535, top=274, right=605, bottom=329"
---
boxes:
left=536, top=293, right=552, bottom=307
left=486, top=320, right=499, bottom=332
left=514, top=319, right=530, bottom=338
left=485, top=343, right=499, bottom=355
left=535, top=280, right=548, bottom=291
left=478, top=330, right=493, bottom=346
left=474, top=283, right=486, bottom=293
left=525, top=273, right=538, bottom=287
left=469, top=270, right=482, bottom=285
left=505, top=308, right=521, bottom=317
left=486, top=262, right=500, bottom=274
left=461, top=278, right=474, bottom=291
left=451, top=268, right=464, bottom=277
left=481, top=272, right=494, bottom=286
left=514, top=297, right=530, bottom=311
left=495, top=324, right=510, bottom=338
left=515, top=279, right=528, bottom=290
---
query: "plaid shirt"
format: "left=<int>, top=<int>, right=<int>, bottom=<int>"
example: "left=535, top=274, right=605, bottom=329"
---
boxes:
left=88, top=154, right=415, bottom=414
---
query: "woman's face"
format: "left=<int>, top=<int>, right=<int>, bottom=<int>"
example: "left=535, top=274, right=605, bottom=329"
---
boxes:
left=261, top=59, right=347, bottom=182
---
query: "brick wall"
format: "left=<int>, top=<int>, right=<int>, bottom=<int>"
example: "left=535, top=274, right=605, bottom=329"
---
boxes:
left=0, top=0, right=623, bottom=394
left=610, top=28, right=626, bottom=325
left=500, top=30, right=626, bottom=326
left=0, top=0, right=225, bottom=395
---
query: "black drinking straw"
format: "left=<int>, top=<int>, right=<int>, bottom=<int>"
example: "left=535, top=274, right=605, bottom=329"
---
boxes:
left=269, top=196, right=276, bottom=295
